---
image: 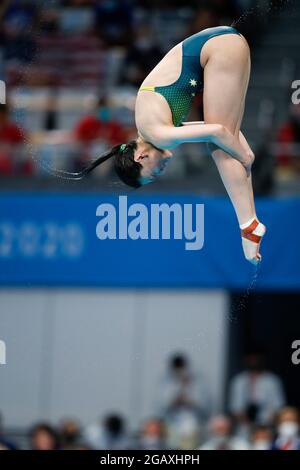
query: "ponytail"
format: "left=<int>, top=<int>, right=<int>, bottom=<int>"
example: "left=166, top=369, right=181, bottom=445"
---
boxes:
left=45, top=144, right=121, bottom=181
left=46, top=140, right=143, bottom=188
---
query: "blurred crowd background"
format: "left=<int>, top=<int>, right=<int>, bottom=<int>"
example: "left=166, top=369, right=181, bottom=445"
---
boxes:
left=0, top=0, right=300, bottom=453
left=0, top=0, right=299, bottom=193
left=1, top=349, right=300, bottom=451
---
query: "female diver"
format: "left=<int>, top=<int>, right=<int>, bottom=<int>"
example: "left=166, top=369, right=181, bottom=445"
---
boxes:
left=57, top=26, right=266, bottom=264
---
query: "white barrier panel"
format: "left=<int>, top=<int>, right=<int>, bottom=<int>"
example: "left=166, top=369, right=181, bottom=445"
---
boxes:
left=0, top=289, right=228, bottom=428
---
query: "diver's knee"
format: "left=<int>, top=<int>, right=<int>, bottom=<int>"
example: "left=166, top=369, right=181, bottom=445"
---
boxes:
left=246, top=150, right=255, bottom=168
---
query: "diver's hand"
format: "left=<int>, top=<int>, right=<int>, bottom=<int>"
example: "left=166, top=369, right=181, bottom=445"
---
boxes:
left=212, top=125, right=254, bottom=174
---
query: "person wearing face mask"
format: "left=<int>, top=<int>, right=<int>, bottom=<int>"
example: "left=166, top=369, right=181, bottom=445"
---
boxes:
left=228, top=349, right=286, bottom=438
left=73, top=96, right=127, bottom=173
left=251, top=425, right=272, bottom=450
left=199, top=415, right=250, bottom=450
left=272, top=407, right=300, bottom=451
left=74, top=97, right=127, bottom=146
left=137, top=418, right=165, bottom=450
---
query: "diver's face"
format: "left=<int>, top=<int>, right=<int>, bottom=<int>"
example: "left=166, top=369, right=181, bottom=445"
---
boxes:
left=134, top=143, right=172, bottom=185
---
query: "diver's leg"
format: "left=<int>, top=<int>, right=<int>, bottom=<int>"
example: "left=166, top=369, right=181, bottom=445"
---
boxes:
left=238, top=130, right=266, bottom=263
left=239, top=130, right=256, bottom=217
left=202, top=34, right=265, bottom=263
left=203, top=34, right=253, bottom=225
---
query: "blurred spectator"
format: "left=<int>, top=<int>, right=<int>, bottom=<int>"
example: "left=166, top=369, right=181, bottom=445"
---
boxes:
left=137, top=418, right=165, bottom=450
left=0, top=411, right=18, bottom=450
left=73, top=96, right=127, bottom=173
left=74, top=96, right=126, bottom=145
left=158, top=353, right=211, bottom=419
left=0, top=103, right=31, bottom=175
left=228, top=349, right=285, bottom=434
left=165, top=404, right=202, bottom=449
left=199, top=415, right=250, bottom=450
left=157, top=353, right=211, bottom=449
left=121, top=25, right=163, bottom=88
left=30, top=423, right=60, bottom=450
left=272, top=407, right=300, bottom=451
left=276, top=103, right=300, bottom=173
left=84, top=413, right=131, bottom=450
left=251, top=425, right=273, bottom=450
left=59, top=418, right=82, bottom=449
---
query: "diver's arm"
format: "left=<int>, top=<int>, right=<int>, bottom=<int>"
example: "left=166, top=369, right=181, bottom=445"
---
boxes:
left=152, top=123, right=248, bottom=166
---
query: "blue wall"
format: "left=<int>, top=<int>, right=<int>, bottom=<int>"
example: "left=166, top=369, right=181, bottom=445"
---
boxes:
left=0, top=193, right=299, bottom=290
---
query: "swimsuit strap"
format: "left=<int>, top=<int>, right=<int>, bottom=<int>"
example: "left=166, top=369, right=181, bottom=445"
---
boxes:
left=139, top=85, right=155, bottom=92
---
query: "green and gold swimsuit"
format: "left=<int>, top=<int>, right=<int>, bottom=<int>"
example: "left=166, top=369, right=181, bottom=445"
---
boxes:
left=139, top=26, right=241, bottom=127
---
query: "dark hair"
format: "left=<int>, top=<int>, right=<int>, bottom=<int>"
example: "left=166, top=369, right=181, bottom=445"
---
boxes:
left=46, top=140, right=143, bottom=188
left=30, top=423, right=60, bottom=450
left=170, top=353, right=188, bottom=370
left=104, top=414, right=125, bottom=436
left=114, top=140, right=143, bottom=188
